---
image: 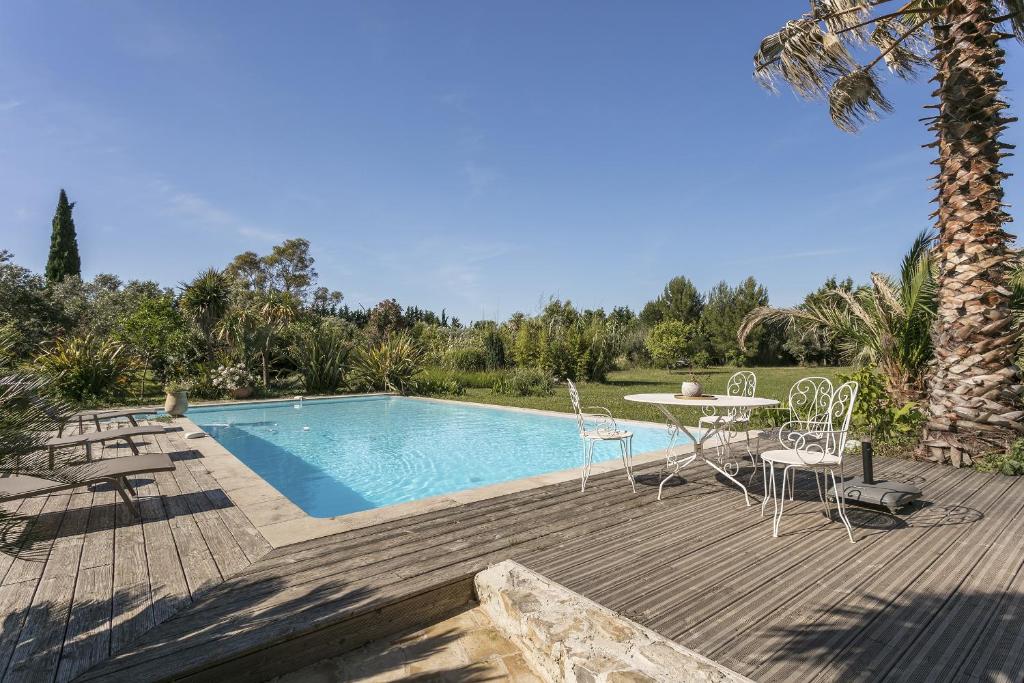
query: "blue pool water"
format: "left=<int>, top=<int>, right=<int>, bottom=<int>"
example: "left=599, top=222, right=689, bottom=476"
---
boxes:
left=190, top=396, right=679, bottom=517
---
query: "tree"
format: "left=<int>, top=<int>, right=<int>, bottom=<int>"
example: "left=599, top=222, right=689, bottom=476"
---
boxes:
left=754, top=2, right=1023, bottom=461
left=45, top=189, right=81, bottom=284
left=782, top=277, right=854, bottom=366
left=701, top=277, right=769, bottom=365
left=646, top=320, right=694, bottom=368
left=640, top=276, right=704, bottom=326
left=116, top=294, right=184, bottom=398
left=366, top=299, right=407, bottom=341
left=225, top=238, right=330, bottom=304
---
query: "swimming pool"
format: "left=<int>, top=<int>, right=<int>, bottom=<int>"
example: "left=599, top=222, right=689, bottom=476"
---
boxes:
left=190, top=395, right=679, bottom=517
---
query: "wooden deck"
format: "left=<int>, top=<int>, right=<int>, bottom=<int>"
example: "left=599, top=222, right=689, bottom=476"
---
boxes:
left=67, top=430, right=1024, bottom=682
left=0, top=424, right=271, bottom=683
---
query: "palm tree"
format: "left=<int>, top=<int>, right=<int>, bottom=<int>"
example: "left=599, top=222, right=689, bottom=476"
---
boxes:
left=755, top=1, right=1023, bottom=463
left=179, top=268, right=232, bottom=363
left=741, top=232, right=937, bottom=404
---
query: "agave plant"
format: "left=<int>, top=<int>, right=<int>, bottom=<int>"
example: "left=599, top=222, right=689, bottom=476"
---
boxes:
left=353, top=333, right=425, bottom=394
left=740, top=232, right=937, bottom=403
left=755, top=2, right=1024, bottom=459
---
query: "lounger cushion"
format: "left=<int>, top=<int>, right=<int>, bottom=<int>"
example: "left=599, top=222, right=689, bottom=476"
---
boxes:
left=63, top=453, right=175, bottom=479
left=47, top=425, right=166, bottom=448
left=0, top=473, right=66, bottom=498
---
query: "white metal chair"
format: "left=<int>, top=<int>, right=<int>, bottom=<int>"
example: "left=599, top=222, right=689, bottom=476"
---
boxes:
left=761, top=379, right=859, bottom=543
left=699, top=370, right=757, bottom=460
left=567, top=379, right=635, bottom=493
left=758, top=376, right=836, bottom=513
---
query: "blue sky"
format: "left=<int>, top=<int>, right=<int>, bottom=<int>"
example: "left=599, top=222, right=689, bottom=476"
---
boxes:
left=1, top=2, right=1022, bottom=321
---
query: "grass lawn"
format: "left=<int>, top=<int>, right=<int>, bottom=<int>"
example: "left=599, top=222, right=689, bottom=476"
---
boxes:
left=444, top=366, right=852, bottom=425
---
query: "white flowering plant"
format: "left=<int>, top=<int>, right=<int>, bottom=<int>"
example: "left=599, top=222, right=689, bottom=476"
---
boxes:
left=211, top=363, right=255, bottom=392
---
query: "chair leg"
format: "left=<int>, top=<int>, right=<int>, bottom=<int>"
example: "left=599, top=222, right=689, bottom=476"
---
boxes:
left=581, top=440, right=594, bottom=492
left=788, top=468, right=796, bottom=500
left=93, top=415, right=102, bottom=432
left=830, top=469, right=855, bottom=543
left=121, top=476, right=137, bottom=496
left=620, top=438, right=636, bottom=493
left=760, top=459, right=770, bottom=518
left=113, top=481, right=139, bottom=518
left=773, top=465, right=795, bottom=538
left=126, top=437, right=140, bottom=456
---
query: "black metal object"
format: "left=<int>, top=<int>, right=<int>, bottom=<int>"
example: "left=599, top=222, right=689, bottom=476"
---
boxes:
left=827, top=437, right=923, bottom=513
left=862, top=439, right=874, bottom=485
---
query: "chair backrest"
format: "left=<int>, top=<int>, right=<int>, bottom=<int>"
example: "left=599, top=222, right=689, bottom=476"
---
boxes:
left=826, top=380, right=859, bottom=458
left=566, top=378, right=586, bottom=436
left=788, top=376, right=835, bottom=432
left=725, top=370, right=757, bottom=419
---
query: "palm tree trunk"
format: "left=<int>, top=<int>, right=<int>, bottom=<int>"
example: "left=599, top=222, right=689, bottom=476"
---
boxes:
left=924, top=0, right=1023, bottom=466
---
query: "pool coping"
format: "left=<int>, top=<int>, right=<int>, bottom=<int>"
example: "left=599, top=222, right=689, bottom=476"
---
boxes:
left=173, top=392, right=739, bottom=548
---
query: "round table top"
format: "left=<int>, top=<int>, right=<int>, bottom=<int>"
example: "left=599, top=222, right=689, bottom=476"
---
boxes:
left=624, top=393, right=779, bottom=408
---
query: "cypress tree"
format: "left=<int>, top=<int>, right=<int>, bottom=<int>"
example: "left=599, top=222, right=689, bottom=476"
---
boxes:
left=45, top=189, right=81, bottom=283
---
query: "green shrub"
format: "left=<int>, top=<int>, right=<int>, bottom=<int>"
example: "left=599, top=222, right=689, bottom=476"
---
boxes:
left=838, top=367, right=923, bottom=440
left=290, top=323, right=353, bottom=394
left=353, top=333, right=424, bottom=394
left=35, top=334, right=132, bottom=404
left=976, top=440, right=1024, bottom=476
left=418, top=366, right=500, bottom=389
left=414, top=374, right=466, bottom=396
left=493, top=368, right=554, bottom=397
left=445, top=347, right=488, bottom=372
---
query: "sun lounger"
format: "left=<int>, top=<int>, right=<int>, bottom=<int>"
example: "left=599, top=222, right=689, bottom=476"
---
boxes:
left=0, top=453, right=176, bottom=516
left=46, top=425, right=168, bottom=467
left=59, top=408, right=160, bottom=436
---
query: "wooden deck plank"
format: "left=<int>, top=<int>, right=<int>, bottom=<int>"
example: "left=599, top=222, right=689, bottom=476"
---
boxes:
left=109, top=498, right=155, bottom=656
left=751, top=469, right=1014, bottom=681
left=695, top=464, right=970, bottom=662
left=55, top=564, right=112, bottom=683
left=151, top=470, right=222, bottom=597
left=803, top=474, right=1024, bottom=682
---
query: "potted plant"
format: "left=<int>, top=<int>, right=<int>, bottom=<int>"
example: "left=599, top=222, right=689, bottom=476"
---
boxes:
left=212, top=363, right=255, bottom=400
left=163, top=380, right=192, bottom=417
left=679, top=372, right=703, bottom=398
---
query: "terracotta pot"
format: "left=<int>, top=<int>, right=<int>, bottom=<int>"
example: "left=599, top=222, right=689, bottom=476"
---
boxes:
left=231, top=387, right=253, bottom=400
left=679, top=381, right=703, bottom=397
left=164, top=390, right=189, bottom=417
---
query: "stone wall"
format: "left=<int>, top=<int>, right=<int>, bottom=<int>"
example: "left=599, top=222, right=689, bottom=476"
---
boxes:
left=474, top=561, right=754, bottom=683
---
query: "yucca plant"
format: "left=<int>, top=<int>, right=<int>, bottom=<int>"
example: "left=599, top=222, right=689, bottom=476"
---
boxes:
left=34, top=334, right=132, bottom=404
left=179, top=268, right=232, bottom=362
left=755, top=1, right=1024, bottom=460
left=740, top=232, right=937, bottom=404
left=290, top=323, right=353, bottom=394
left=353, top=333, right=425, bottom=394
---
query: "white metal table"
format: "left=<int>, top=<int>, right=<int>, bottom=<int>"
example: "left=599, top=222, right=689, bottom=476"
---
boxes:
left=624, top=393, right=779, bottom=506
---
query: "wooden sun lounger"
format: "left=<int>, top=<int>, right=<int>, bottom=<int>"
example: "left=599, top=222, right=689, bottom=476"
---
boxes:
left=45, top=425, right=168, bottom=468
left=59, top=408, right=160, bottom=436
left=0, top=453, right=175, bottom=517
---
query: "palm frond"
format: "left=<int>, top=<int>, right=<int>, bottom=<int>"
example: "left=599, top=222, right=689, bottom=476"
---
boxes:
left=756, top=17, right=856, bottom=97
left=870, top=18, right=931, bottom=78
left=829, top=69, right=894, bottom=132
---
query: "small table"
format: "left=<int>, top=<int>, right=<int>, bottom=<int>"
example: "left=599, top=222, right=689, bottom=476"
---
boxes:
left=624, top=393, right=779, bottom=505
